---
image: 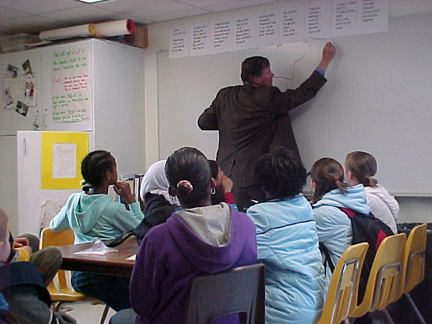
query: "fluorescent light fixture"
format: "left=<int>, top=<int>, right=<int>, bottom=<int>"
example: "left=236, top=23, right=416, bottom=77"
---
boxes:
left=75, top=0, right=110, bottom=3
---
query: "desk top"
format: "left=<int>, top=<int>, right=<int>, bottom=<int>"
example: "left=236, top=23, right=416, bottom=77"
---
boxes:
left=56, top=237, right=138, bottom=277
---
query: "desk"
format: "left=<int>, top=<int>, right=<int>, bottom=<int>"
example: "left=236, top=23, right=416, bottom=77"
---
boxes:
left=56, top=238, right=138, bottom=277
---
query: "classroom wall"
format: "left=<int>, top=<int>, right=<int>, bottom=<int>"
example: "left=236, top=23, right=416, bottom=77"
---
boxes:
left=142, top=1, right=432, bottom=223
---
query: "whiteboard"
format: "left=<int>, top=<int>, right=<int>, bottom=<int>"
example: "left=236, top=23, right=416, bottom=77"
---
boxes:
left=158, top=15, right=432, bottom=196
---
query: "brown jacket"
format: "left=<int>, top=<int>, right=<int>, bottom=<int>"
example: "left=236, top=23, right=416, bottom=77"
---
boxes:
left=198, top=70, right=327, bottom=188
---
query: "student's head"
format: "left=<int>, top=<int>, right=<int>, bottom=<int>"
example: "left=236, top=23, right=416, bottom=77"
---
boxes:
left=141, top=160, right=169, bottom=195
left=345, top=151, right=378, bottom=187
left=255, top=147, right=307, bottom=200
left=241, top=56, right=273, bottom=87
left=0, top=209, right=11, bottom=262
left=81, top=150, right=117, bottom=192
left=165, top=147, right=214, bottom=208
left=208, top=160, right=224, bottom=186
left=310, top=158, right=347, bottom=204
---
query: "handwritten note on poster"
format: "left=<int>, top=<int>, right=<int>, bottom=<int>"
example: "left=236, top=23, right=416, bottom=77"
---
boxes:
left=52, top=143, right=76, bottom=179
left=51, top=44, right=92, bottom=122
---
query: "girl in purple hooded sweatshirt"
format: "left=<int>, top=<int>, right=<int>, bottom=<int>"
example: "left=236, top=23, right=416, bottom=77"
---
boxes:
left=110, top=147, right=257, bottom=324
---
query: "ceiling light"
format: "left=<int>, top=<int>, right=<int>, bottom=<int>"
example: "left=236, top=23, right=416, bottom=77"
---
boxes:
left=75, top=0, right=110, bottom=4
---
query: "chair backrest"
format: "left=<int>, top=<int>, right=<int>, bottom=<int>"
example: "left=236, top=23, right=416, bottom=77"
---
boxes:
left=350, top=233, right=406, bottom=318
left=182, top=263, right=265, bottom=324
left=403, top=223, right=427, bottom=294
left=40, top=228, right=86, bottom=300
left=40, top=228, right=75, bottom=248
left=316, top=242, right=369, bottom=324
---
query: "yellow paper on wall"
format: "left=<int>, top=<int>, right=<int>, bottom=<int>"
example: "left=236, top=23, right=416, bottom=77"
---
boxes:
left=41, top=132, right=88, bottom=189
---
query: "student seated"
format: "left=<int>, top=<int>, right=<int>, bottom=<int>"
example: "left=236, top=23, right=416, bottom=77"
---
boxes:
left=0, top=209, right=70, bottom=324
left=246, top=147, right=325, bottom=324
left=208, top=159, right=237, bottom=208
left=110, top=147, right=257, bottom=324
left=138, top=160, right=180, bottom=233
left=310, top=158, right=370, bottom=279
left=344, top=151, right=399, bottom=234
left=50, top=150, right=144, bottom=311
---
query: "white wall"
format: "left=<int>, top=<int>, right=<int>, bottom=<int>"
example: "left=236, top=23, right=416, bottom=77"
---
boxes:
left=142, top=1, right=432, bottom=223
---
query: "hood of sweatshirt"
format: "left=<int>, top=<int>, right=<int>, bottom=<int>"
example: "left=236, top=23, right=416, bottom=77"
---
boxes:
left=166, top=203, right=257, bottom=273
left=365, top=185, right=399, bottom=219
left=313, top=184, right=370, bottom=215
left=66, top=193, right=113, bottom=233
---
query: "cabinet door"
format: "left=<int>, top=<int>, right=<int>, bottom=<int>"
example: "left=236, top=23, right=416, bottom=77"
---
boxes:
left=0, top=49, right=42, bottom=135
left=41, top=40, right=93, bottom=132
left=17, top=131, right=89, bottom=235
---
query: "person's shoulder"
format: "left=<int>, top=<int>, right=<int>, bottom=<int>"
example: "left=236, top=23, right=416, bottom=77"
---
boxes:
left=217, top=85, right=243, bottom=95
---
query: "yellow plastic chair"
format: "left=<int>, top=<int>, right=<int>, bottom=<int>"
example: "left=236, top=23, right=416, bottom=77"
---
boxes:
left=398, top=223, right=427, bottom=324
left=40, top=228, right=110, bottom=324
left=315, top=242, right=369, bottom=324
left=349, top=233, right=406, bottom=323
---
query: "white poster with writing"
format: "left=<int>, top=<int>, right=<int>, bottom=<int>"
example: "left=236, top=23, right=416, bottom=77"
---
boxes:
left=51, top=44, right=92, bottom=122
left=168, top=0, right=388, bottom=58
left=190, top=23, right=212, bottom=57
left=306, top=0, right=333, bottom=38
left=280, top=1, right=306, bottom=44
left=235, top=15, right=256, bottom=51
left=170, top=27, right=190, bottom=58
left=211, top=20, right=235, bottom=54
left=257, top=11, right=280, bottom=47
left=358, top=0, right=388, bottom=34
left=52, top=143, right=76, bottom=179
left=332, top=0, right=360, bottom=37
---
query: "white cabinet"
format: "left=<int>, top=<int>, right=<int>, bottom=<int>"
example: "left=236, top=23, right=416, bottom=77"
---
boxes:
left=1, top=39, right=145, bottom=234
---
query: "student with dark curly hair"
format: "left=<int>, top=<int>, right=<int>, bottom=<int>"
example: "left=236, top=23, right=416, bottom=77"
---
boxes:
left=246, top=147, right=325, bottom=324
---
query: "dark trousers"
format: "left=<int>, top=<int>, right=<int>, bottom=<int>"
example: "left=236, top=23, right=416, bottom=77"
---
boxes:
left=72, top=271, right=131, bottom=311
left=233, top=185, right=265, bottom=212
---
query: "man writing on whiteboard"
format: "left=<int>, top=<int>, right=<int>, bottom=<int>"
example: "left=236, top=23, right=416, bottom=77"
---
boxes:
left=198, top=42, right=336, bottom=212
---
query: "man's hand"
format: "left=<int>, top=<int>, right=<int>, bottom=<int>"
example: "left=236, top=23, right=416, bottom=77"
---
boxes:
left=318, top=42, right=336, bottom=72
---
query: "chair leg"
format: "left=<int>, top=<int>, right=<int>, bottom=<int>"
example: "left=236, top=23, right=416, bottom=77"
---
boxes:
left=100, top=304, right=110, bottom=324
left=404, top=293, right=426, bottom=324
left=380, top=309, right=395, bottom=324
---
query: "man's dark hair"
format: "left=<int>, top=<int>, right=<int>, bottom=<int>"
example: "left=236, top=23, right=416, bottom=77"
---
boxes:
left=241, top=56, right=270, bottom=85
left=165, top=147, right=211, bottom=207
left=255, top=147, right=307, bottom=200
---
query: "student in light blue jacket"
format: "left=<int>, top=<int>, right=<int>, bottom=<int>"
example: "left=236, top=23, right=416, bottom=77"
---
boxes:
left=310, top=157, right=370, bottom=282
left=50, top=150, right=143, bottom=311
left=246, top=148, right=325, bottom=324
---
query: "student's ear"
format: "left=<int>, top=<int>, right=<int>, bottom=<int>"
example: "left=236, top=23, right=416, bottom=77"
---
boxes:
left=210, top=178, right=216, bottom=190
left=311, top=181, right=316, bottom=192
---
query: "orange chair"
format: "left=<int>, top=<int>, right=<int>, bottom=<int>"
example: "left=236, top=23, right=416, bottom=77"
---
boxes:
left=349, top=233, right=406, bottom=323
left=40, top=228, right=110, bottom=324
left=315, top=242, right=369, bottom=324
left=398, top=223, right=427, bottom=324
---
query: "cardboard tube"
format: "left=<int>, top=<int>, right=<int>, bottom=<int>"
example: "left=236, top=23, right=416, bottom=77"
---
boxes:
left=95, top=19, right=134, bottom=38
left=39, top=24, right=96, bottom=41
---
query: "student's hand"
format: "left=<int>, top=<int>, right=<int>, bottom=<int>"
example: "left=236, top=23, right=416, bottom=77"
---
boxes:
left=14, top=237, right=30, bottom=248
left=318, top=42, right=336, bottom=72
left=220, top=175, right=233, bottom=193
left=114, top=181, right=136, bottom=204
